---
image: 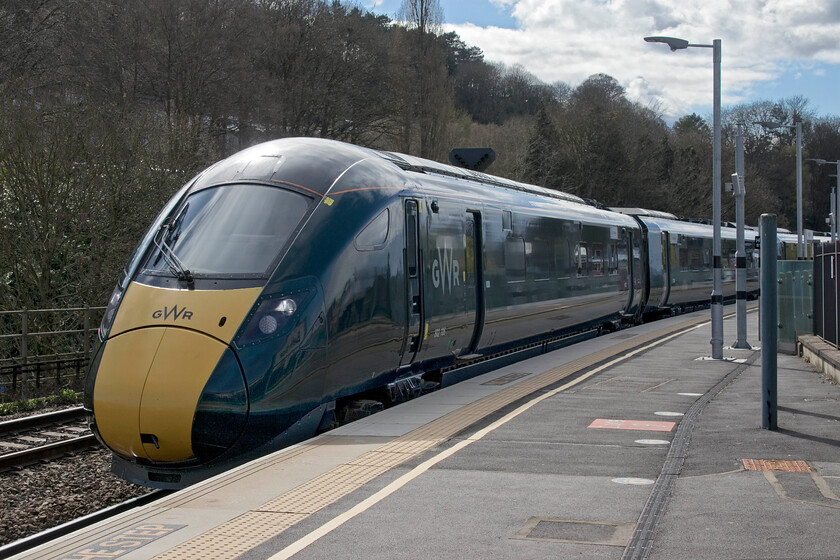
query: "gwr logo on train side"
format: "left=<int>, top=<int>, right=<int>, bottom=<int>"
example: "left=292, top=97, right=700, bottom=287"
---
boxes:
left=432, top=240, right=460, bottom=293
left=152, top=305, right=193, bottom=321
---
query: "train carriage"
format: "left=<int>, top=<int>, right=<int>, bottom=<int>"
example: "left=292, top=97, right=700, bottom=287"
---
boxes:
left=85, top=137, right=751, bottom=488
left=622, top=212, right=760, bottom=316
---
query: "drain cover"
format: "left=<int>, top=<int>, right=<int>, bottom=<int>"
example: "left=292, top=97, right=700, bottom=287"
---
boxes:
left=482, top=372, right=532, bottom=386
left=512, top=517, right=634, bottom=547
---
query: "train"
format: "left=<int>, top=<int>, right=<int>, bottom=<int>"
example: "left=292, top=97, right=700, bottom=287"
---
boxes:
left=85, top=136, right=767, bottom=489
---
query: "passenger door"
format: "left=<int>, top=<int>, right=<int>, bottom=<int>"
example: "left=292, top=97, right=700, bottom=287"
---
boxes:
left=463, top=210, right=485, bottom=355
left=399, top=199, right=423, bottom=366
left=661, top=231, right=671, bottom=307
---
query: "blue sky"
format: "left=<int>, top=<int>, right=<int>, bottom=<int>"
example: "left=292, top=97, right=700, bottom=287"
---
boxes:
left=361, top=0, right=840, bottom=123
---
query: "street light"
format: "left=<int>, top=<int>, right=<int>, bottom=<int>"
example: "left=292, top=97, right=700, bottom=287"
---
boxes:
left=732, top=125, right=751, bottom=349
left=808, top=158, right=840, bottom=243
left=645, top=35, right=724, bottom=360
left=755, top=120, right=804, bottom=258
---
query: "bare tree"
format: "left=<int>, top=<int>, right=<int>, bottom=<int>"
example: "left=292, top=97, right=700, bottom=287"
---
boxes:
left=397, top=0, right=453, bottom=159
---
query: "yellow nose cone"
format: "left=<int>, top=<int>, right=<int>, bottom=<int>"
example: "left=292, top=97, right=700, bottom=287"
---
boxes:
left=93, top=327, right=228, bottom=462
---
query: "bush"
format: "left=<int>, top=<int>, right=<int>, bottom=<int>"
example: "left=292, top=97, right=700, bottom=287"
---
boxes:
left=0, top=389, right=82, bottom=417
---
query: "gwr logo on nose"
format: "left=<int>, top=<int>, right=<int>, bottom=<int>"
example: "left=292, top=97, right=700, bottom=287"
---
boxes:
left=152, top=305, right=193, bottom=321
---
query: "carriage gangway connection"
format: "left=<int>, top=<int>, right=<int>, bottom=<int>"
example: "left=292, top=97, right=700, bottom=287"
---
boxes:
left=10, top=305, right=840, bottom=560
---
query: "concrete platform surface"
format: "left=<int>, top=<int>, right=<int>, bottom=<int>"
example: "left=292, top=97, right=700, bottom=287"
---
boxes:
left=11, top=307, right=840, bottom=560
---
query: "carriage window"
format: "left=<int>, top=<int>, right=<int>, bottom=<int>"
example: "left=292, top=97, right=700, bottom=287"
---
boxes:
left=590, top=243, right=604, bottom=277
left=608, top=243, right=619, bottom=275
left=575, top=243, right=589, bottom=276
left=527, top=239, right=551, bottom=280
left=354, top=208, right=390, bottom=250
left=502, top=211, right=513, bottom=231
left=555, top=240, right=572, bottom=278
left=505, top=237, right=526, bottom=281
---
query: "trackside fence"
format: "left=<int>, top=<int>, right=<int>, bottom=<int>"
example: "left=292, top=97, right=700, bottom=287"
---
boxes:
left=0, top=306, right=105, bottom=401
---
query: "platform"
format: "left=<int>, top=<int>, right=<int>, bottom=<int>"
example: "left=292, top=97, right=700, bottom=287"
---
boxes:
left=10, top=306, right=840, bottom=560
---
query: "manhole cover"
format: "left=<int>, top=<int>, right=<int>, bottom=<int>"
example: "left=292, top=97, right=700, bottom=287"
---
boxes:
left=512, top=517, right=634, bottom=547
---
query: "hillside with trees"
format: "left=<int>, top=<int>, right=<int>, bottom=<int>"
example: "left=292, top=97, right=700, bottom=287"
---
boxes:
left=2, top=0, right=839, bottom=314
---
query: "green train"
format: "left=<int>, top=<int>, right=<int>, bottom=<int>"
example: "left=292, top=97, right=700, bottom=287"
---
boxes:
left=85, top=137, right=758, bottom=488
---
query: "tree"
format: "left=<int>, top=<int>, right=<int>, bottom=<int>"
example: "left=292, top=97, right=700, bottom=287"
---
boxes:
left=397, top=0, right=453, bottom=158
left=674, top=113, right=710, bottom=136
left=521, top=106, right=562, bottom=188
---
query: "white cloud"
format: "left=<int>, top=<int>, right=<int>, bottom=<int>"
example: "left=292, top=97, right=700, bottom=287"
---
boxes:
left=444, top=0, right=840, bottom=120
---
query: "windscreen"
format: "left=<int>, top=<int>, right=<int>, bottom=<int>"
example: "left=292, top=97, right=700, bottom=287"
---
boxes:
left=144, top=184, right=309, bottom=277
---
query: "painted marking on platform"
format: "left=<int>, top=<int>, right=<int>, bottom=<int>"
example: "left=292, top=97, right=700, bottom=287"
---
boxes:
left=636, top=439, right=671, bottom=445
left=678, top=392, right=703, bottom=397
left=654, top=411, right=684, bottom=417
left=588, top=419, right=676, bottom=432
left=59, top=523, right=186, bottom=560
left=612, top=477, right=655, bottom=485
left=642, top=378, right=676, bottom=393
left=742, top=459, right=811, bottom=472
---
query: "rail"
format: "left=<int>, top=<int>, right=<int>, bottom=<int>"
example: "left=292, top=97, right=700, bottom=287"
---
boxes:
left=0, top=407, right=97, bottom=472
left=0, top=406, right=86, bottom=435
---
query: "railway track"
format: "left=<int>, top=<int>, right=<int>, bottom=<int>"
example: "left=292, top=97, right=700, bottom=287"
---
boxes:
left=0, top=407, right=99, bottom=471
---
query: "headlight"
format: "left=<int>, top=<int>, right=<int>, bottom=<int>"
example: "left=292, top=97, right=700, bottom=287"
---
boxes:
left=237, top=292, right=308, bottom=346
left=98, top=284, right=125, bottom=341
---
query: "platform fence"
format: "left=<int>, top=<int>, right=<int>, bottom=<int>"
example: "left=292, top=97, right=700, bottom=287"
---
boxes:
left=776, top=260, right=814, bottom=354
left=0, top=306, right=105, bottom=401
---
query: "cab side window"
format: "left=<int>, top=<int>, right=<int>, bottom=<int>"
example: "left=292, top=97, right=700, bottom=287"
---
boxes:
left=354, top=208, right=390, bottom=251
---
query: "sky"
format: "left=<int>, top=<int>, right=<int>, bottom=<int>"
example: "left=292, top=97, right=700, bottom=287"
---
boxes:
left=360, top=0, right=840, bottom=124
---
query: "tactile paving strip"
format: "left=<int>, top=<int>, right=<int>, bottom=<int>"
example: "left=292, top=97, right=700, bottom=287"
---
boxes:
left=152, top=315, right=711, bottom=559
left=154, top=436, right=347, bottom=509
left=258, top=464, right=391, bottom=514
left=742, top=459, right=812, bottom=472
left=154, top=512, right=306, bottom=560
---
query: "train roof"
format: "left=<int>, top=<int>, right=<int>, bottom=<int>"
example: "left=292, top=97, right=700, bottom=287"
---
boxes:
left=186, top=137, right=644, bottom=230
left=192, top=138, right=587, bottom=206
left=634, top=214, right=749, bottom=240
left=610, top=207, right=678, bottom=220
left=376, top=151, right=640, bottom=228
left=190, top=137, right=375, bottom=196
left=373, top=149, right=587, bottom=206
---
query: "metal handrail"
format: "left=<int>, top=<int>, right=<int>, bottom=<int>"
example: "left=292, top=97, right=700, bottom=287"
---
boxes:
left=0, top=328, right=93, bottom=340
left=0, top=306, right=106, bottom=399
left=0, top=307, right=105, bottom=315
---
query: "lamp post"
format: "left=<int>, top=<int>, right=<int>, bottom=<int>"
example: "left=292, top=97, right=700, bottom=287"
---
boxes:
left=732, top=124, right=751, bottom=349
left=808, top=158, right=840, bottom=243
left=756, top=120, right=804, bottom=258
left=645, top=35, right=723, bottom=360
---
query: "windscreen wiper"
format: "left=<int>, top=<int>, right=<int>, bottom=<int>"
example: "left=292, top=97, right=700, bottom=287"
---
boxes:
left=153, top=221, right=195, bottom=287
